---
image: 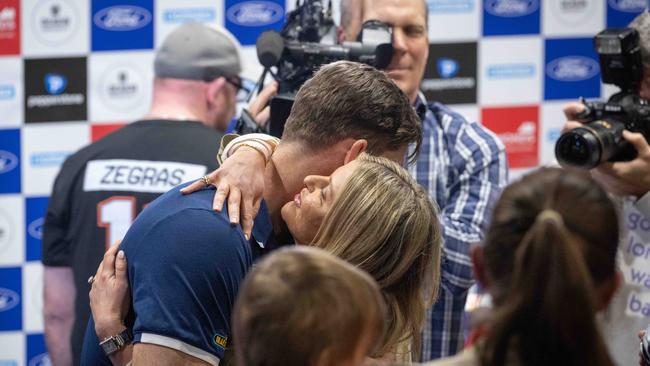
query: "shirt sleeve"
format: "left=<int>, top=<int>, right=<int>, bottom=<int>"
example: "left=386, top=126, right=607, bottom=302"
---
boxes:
left=440, top=122, right=508, bottom=295
left=125, top=209, right=251, bottom=365
left=42, top=159, right=78, bottom=267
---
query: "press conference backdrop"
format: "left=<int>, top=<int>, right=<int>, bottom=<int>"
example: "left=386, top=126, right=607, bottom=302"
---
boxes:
left=0, top=0, right=649, bottom=364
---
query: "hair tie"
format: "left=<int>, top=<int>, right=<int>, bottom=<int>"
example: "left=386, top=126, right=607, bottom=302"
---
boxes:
left=536, top=209, right=564, bottom=226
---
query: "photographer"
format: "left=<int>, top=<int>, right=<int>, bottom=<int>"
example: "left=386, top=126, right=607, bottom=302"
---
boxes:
left=563, top=11, right=650, bottom=366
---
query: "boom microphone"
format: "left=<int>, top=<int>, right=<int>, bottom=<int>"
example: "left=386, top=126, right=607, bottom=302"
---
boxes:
left=256, top=31, right=285, bottom=68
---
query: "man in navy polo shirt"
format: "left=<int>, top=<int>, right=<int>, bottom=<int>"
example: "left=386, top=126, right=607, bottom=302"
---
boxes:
left=81, top=60, right=422, bottom=365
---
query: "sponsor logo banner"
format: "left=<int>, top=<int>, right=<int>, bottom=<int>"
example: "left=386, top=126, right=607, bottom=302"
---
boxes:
left=422, top=42, right=477, bottom=104
left=0, top=58, right=22, bottom=127
left=0, top=197, right=23, bottom=266
left=225, top=0, right=284, bottom=45
left=22, top=123, right=89, bottom=196
left=0, top=268, right=21, bottom=331
left=155, top=0, right=223, bottom=47
left=0, top=129, right=20, bottom=194
left=483, top=0, right=541, bottom=36
left=22, top=0, right=87, bottom=55
left=427, top=0, right=479, bottom=41
left=607, top=0, right=648, bottom=27
left=0, top=0, right=20, bottom=55
left=479, top=37, right=541, bottom=105
left=25, top=197, right=48, bottom=262
left=30, top=0, right=77, bottom=45
left=83, top=159, right=207, bottom=193
left=92, top=0, right=154, bottom=51
left=24, top=57, right=87, bottom=123
left=27, top=334, right=50, bottom=366
left=544, top=38, right=600, bottom=100
left=89, top=52, right=153, bottom=122
left=482, top=106, right=539, bottom=168
left=544, top=0, right=603, bottom=36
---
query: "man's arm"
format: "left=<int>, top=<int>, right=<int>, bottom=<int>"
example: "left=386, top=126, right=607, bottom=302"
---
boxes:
left=441, top=123, right=508, bottom=295
left=43, top=266, right=75, bottom=366
left=132, top=344, right=210, bottom=366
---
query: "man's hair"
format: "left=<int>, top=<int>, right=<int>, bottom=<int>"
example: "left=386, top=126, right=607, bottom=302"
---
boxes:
left=282, top=61, right=422, bottom=162
left=312, top=153, right=441, bottom=361
left=233, top=246, right=386, bottom=366
left=630, top=11, right=650, bottom=68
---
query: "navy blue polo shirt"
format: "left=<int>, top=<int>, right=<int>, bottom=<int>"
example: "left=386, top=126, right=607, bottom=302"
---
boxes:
left=81, top=182, right=273, bottom=365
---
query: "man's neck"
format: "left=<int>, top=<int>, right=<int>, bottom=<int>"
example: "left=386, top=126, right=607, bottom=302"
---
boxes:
left=261, top=142, right=341, bottom=234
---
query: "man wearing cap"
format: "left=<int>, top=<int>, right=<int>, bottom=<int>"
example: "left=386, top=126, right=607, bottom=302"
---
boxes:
left=42, top=23, right=243, bottom=366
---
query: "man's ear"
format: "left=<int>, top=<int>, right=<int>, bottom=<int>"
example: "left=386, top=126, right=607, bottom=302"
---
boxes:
left=343, top=139, right=368, bottom=164
left=206, top=77, right=226, bottom=105
left=471, top=245, right=489, bottom=289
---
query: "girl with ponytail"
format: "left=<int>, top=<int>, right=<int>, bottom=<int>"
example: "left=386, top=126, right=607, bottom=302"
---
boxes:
left=426, top=167, right=621, bottom=366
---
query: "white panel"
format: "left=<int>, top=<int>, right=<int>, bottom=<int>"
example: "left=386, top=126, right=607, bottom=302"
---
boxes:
left=539, top=102, right=569, bottom=166
left=0, top=332, right=25, bottom=366
left=88, top=51, right=154, bottom=123
left=21, top=0, right=89, bottom=57
left=155, top=0, right=225, bottom=48
left=22, top=262, right=43, bottom=333
left=21, top=123, right=89, bottom=196
left=427, top=0, right=480, bottom=42
left=0, top=58, right=23, bottom=129
left=0, top=195, right=24, bottom=266
left=543, top=0, right=605, bottom=37
left=479, top=36, right=542, bottom=106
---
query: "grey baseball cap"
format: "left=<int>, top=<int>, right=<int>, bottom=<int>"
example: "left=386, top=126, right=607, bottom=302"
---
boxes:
left=155, top=22, right=242, bottom=81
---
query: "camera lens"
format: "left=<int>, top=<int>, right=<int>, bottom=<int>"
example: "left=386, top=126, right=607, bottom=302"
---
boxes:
left=555, top=128, right=602, bottom=169
left=555, top=119, right=627, bottom=169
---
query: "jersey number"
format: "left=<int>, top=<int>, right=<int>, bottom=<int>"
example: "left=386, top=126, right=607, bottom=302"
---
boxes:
left=97, top=196, right=136, bottom=250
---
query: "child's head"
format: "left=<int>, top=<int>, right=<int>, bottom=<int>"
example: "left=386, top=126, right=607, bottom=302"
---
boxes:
left=233, top=246, right=386, bottom=366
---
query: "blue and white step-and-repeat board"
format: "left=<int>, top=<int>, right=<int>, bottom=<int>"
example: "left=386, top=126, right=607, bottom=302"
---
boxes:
left=0, top=1, right=649, bottom=364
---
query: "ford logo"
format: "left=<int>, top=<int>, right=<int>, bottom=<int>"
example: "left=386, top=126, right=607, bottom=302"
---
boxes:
left=0, top=288, right=19, bottom=312
left=28, top=217, right=44, bottom=240
left=44, top=73, right=66, bottom=95
left=437, top=58, right=459, bottom=79
left=227, top=1, right=284, bottom=27
left=0, top=150, right=18, bottom=174
left=94, top=5, right=152, bottom=31
left=608, top=0, right=647, bottom=13
left=28, top=353, right=51, bottom=366
left=546, top=56, right=599, bottom=82
left=485, top=0, right=539, bottom=17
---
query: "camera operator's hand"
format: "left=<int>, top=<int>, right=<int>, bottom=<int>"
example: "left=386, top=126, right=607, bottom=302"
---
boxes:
left=563, top=103, right=650, bottom=198
left=247, top=81, right=278, bottom=128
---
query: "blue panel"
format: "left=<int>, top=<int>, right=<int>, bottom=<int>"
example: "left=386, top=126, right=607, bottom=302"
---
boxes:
left=25, top=197, right=48, bottom=262
left=0, top=267, right=21, bottom=331
left=544, top=38, right=601, bottom=101
left=27, top=334, right=50, bottom=366
left=606, top=0, right=649, bottom=27
left=483, top=0, right=540, bottom=36
left=0, top=129, right=21, bottom=194
left=92, top=0, right=154, bottom=51
left=225, top=0, right=285, bottom=46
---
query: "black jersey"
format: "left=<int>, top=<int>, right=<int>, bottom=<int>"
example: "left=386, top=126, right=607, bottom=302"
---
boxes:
left=42, top=119, right=222, bottom=365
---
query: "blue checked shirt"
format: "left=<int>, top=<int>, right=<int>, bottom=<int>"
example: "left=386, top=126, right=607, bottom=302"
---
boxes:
left=410, top=95, right=508, bottom=361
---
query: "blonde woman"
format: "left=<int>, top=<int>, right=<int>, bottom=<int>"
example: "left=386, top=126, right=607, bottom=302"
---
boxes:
left=89, top=153, right=441, bottom=364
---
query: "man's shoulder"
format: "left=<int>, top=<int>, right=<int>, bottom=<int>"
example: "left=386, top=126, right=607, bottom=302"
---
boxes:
left=426, top=101, right=503, bottom=148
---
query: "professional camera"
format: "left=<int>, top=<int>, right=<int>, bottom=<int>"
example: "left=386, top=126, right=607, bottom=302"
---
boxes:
left=236, top=0, right=394, bottom=137
left=555, top=28, right=650, bottom=169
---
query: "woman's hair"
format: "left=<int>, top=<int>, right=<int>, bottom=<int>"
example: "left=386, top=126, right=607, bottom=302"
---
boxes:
left=232, top=246, right=386, bottom=366
left=312, top=153, right=442, bottom=360
left=479, top=167, right=618, bottom=366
